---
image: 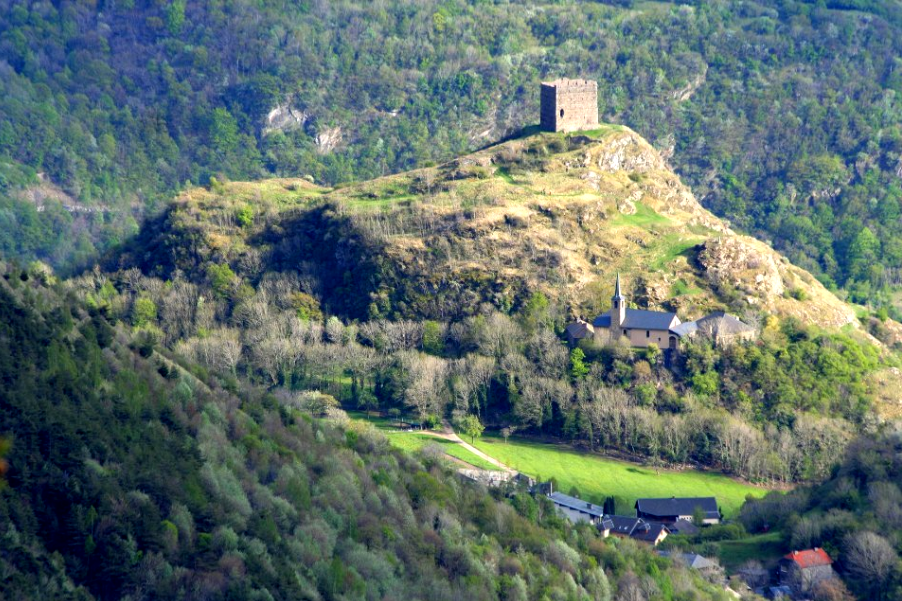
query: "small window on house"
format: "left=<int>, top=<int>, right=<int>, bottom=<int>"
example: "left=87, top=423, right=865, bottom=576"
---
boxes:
left=560, top=108, right=565, bottom=118
left=646, top=330, right=650, bottom=338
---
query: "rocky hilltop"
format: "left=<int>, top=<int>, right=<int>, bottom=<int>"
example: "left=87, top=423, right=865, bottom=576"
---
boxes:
left=113, top=125, right=879, bottom=334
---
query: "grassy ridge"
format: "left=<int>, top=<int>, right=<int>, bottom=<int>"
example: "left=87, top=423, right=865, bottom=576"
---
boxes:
left=471, top=435, right=771, bottom=517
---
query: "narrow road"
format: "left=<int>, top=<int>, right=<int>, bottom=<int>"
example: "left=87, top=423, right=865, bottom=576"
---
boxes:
left=425, top=422, right=515, bottom=473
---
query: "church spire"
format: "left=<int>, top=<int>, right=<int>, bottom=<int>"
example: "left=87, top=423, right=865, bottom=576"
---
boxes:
left=613, top=272, right=625, bottom=301
left=611, top=272, right=626, bottom=329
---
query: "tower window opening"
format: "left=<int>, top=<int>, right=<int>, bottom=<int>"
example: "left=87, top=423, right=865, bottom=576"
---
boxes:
left=560, top=108, right=565, bottom=118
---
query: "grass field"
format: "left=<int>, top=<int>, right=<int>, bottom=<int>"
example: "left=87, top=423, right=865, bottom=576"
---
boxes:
left=718, top=531, right=785, bottom=571
left=348, top=412, right=500, bottom=471
left=471, top=435, right=771, bottom=517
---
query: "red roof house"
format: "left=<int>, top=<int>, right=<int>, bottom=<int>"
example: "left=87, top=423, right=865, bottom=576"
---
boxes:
left=779, top=548, right=835, bottom=593
left=783, top=548, right=833, bottom=569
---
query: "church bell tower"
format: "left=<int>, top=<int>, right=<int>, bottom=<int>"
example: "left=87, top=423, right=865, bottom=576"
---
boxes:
left=610, top=273, right=626, bottom=334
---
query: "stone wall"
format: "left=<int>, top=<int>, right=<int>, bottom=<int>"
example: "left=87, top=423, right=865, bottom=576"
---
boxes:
left=541, top=79, right=599, bottom=132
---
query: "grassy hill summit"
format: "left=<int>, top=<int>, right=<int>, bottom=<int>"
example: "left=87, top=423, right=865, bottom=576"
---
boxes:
left=113, top=123, right=893, bottom=342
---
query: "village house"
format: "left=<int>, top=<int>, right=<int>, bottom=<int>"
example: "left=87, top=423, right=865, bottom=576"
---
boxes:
left=666, top=518, right=700, bottom=536
left=778, top=548, right=835, bottom=595
left=600, top=515, right=669, bottom=546
left=659, top=551, right=722, bottom=578
left=670, top=311, right=757, bottom=347
left=635, top=497, right=721, bottom=525
left=564, top=318, right=595, bottom=347
left=548, top=492, right=606, bottom=524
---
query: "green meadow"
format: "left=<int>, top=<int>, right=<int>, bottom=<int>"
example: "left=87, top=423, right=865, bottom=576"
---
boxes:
left=471, top=436, right=771, bottom=517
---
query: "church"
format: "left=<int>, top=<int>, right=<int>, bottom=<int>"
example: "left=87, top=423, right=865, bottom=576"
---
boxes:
left=565, top=274, right=756, bottom=350
left=592, top=274, right=681, bottom=350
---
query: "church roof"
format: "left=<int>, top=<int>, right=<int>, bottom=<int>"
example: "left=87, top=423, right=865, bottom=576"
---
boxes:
left=593, top=314, right=612, bottom=328
left=594, top=309, right=678, bottom=330
left=622, top=309, right=679, bottom=330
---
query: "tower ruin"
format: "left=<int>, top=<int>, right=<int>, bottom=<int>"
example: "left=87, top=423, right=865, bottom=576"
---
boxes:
left=540, top=79, right=599, bottom=133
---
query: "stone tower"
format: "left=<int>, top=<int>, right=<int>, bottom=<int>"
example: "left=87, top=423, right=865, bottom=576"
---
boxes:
left=610, top=272, right=626, bottom=336
left=540, top=79, right=599, bottom=133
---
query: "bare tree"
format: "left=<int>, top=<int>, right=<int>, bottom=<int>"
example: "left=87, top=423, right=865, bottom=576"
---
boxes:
left=868, top=481, right=902, bottom=529
left=400, top=351, right=447, bottom=425
left=460, top=355, right=495, bottom=416
left=812, top=578, right=855, bottom=601
left=526, top=328, right=568, bottom=379
left=661, top=414, right=691, bottom=464
left=478, top=312, right=523, bottom=358
left=843, top=531, right=899, bottom=591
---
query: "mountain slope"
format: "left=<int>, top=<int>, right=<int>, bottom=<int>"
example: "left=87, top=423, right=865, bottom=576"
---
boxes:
left=4, top=0, right=902, bottom=316
left=112, top=126, right=879, bottom=335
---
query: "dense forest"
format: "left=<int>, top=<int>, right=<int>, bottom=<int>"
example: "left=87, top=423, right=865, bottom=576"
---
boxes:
left=0, top=259, right=747, bottom=600
left=2, top=0, right=902, bottom=312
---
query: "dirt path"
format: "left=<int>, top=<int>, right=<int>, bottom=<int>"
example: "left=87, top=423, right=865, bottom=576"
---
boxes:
left=423, top=422, right=514, bottom=473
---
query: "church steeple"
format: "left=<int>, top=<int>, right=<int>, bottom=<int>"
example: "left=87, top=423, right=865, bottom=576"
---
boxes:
left=610, top=273, right=626, bottom=328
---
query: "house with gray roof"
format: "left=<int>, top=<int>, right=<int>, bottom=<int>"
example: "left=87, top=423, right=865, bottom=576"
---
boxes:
left=635, top=497, right=720, bottom=524
left=670, top=311, right=756, bottom=347
left=548, top=492, right=606, bottom=524
left=659, top=551, right=721, bottom=575
left=600, top=515, right=668, bottom=546
left=564, top=319, right=595, bottom=347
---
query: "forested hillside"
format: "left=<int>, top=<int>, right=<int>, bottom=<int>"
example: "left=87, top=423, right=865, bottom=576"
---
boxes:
left=2, top=0, right=902, bottom=313
left=83, top=129, right=895, bottom=486
left=0, top=259, right=746, bottom=600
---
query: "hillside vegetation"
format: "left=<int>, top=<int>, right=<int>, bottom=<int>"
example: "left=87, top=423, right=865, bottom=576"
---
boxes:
left=740, top=430, right=902, bottom=599
left=0, top=259, right=748, bottom=601
left=82, top=128, right=898, bottom=487
left=3, top=0, right=902, bottom=317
